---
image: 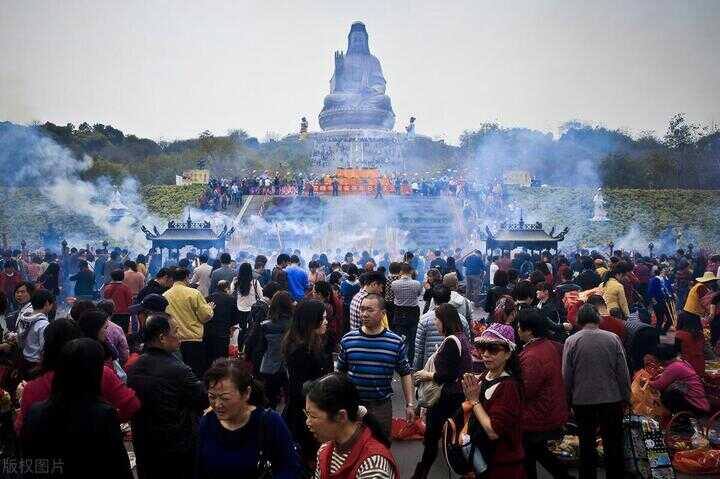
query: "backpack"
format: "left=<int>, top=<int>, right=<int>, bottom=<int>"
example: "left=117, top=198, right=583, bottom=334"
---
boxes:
left=442, top=376, right=510, bottom=475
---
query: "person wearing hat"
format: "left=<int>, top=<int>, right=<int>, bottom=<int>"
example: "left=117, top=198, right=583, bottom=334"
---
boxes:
left=562, top=303, right=630, bottom=479
left=129, top=294, right=169, bottom=333
left=684, top=271, right=717, bottom=319
left=461, top=323, right=524, bottom=479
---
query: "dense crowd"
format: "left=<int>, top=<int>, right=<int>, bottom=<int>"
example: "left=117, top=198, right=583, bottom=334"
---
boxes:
left=197, top=174, right=504, bottom=211
left=1, top=242, right=719, bottom=478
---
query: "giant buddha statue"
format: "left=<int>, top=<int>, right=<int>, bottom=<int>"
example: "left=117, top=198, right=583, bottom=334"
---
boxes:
left=319, top=22, right=395, bottom=131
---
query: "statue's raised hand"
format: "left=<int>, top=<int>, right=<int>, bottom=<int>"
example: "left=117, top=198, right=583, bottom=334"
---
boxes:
left=334, top=50, right=344, bottom=74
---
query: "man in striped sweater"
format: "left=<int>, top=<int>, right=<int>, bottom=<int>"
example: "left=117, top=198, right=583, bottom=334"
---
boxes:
left=337, top=293, right=416, bottom=439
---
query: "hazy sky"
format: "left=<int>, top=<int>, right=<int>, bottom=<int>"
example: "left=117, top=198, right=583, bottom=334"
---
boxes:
left=2, top=0, right=719, bottom=144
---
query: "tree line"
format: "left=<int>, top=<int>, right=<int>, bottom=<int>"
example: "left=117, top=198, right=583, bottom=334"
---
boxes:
left=35, top=113, right=720, bottom=189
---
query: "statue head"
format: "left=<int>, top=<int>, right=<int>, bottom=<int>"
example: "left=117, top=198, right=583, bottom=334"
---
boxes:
left=347, top=22, right=370, bottom=55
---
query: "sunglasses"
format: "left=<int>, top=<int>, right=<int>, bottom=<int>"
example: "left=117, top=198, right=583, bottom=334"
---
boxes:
left=476, top=343, right=508, bottom=354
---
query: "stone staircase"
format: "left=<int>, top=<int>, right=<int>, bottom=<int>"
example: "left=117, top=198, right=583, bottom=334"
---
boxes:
left=234, top=194, right=459, bottom=250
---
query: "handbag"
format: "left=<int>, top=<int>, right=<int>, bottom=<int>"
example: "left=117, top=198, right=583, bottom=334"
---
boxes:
left=417, top=335, right=461, bottom=408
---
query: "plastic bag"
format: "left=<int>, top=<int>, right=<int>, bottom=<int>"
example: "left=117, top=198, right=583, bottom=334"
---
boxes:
left=391, top=417, right=426, bottom=441
left=631, top=369, right=669, bottom=418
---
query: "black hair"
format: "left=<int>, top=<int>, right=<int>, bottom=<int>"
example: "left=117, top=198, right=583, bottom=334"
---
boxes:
left=14, top=281, right=36, bottom=296
left=70, top=299, right=97, bottom=321
left=581, top=256, right=594, bottom=270
left=309, top=260, right=320, bottom=269
left=528, top=270, right=546, bottom=286
left=434, top=303, right=463, bottom=335
left=282, top=299, right=325, bottom=359
left=289, top=255, right=300, bottom=264
left=220, top=253, right=232, bottom=264
left=431, top=284, right=451, bottom=305
left=512, top=280, right=534, bottom=301
left=40, top=318, right=83, bottom=373
left=0, top=292, right=6, bottom=316
left=199, top=254, right=209, bottom=263
left=328, top=271, right=343, bottom=286
left=389, top=262, right=403, bottom=275
left=304, top=372, right=391, bottom=448
left=269, top=291, right=293, bottom=322
left=262, top=281, right=281, bottom=300
left=30, top=289, right=55, bottom=310
left=360, top=271, right=386, bottom=287
left=655, top=343, right=680, bottom=363
left=362, top=293, right=386, bottom=311
left=155, top=268, right=169, bottom=279
left=313, top=280, right=333, bottom=302
left=517, top=308, right=548, bottom=338
left=50, top=338, right=104, bottom=408
left=95, top=299, right=115, bottom=318
left=173, top=267, right=190, bottom=281
left=78, top=310, right=107, bottom=341
left=577, top=303, right=602, bottom=326
left=143, top=314, right=172, bottom=343
left=277, top=253, right=290, bottom=265
left=236, top=262, right=253, bottom=296
left=677, top=311, right=703, bottom=339
left=204, top=358, right=267, bottom=407
left=254, top=255, right=267, bottom=268
left=492, top=270, right=509, bottom=287
left=110, top=269, right=125, bottom=281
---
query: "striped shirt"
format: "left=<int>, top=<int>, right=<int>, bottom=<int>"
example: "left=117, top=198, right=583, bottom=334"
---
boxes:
left=337, top=329, right=412, bottom=401
left=390, top=276, right=423, bottom=307
left=314, top=443, right=395, bottom=479
left=349, top=289, right=369, bottom=330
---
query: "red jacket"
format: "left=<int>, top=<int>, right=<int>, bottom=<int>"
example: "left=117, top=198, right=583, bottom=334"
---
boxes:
left=599, top=315, right=627, bottom=340
left=103, top=282, right=133, bottom=314
left=15, top=365, right=140, bottom=433
left=675, top=330, right=705, bottom=377
left=519, top=338, right=569, bottom=432
left=317, top=426, right=398, bottom=479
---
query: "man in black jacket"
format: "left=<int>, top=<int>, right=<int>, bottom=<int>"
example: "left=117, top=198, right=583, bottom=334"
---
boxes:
left=576, top=256, right=602, bottom=291
left=128, top=314, right=209, bottom=479
left=135, top=268, right=172, bottom=304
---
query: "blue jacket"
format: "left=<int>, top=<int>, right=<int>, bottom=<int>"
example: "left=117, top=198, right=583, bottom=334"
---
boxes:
left=285, top=265, right=309, bottom=301
left=647, top=275, right=673, bottom=304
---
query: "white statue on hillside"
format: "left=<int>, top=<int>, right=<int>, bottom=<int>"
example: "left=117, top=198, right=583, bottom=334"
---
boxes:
left=591, top=188, right=609, bottom=222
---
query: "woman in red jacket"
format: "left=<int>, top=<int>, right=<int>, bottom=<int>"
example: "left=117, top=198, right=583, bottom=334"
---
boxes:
left=305, top=372, right=399, bottom=479
left=15, top=318, right=140, bottom=433
left=517, top=309, right=572, bottom=479
left=462, top=323, right=525, bottom=479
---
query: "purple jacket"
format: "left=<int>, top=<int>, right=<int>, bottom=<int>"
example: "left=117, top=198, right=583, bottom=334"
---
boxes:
left=106, top=320, right=129, bottom=366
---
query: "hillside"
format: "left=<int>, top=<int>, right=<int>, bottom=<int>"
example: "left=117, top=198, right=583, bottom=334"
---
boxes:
left=1, top=185, right=719, bottom=251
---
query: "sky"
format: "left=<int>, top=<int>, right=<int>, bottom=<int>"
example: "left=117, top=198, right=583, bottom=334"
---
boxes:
left=1, top=0, right=719, bottom=144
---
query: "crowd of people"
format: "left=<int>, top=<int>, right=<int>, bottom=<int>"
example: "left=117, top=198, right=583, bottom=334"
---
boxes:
left=1, top=241, right=719, bottom=478
left=196, top=174, right=504, bottom=211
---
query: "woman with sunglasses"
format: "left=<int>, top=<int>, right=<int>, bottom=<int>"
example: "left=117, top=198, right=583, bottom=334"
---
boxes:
left=305, top=372, right=399, bottom=479
left=461, top=323, right=525, bottom=479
